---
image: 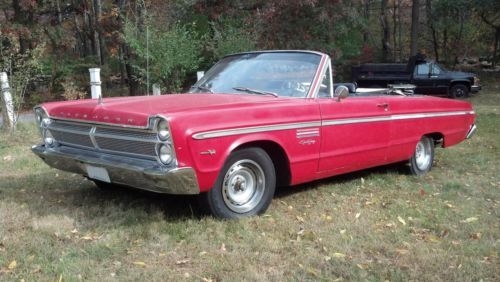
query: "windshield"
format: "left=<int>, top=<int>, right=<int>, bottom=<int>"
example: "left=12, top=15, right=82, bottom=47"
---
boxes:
left=190, top=52, right=322, bottom=98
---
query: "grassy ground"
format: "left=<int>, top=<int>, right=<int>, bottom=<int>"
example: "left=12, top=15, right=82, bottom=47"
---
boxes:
left=0, top=85, right=498, bottom=281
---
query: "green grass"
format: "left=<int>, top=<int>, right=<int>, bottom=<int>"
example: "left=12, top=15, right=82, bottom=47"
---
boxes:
left=1, top=87, right=499, bottom=281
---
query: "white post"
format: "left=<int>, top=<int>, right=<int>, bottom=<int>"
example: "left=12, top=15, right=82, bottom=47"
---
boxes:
left=152, top=84, right=161, bottom=96
left=197, top=71, right=205, bottom=81
left=89, top=68, right=102, bottom=103
left=0, top=72, right=15, bottom=129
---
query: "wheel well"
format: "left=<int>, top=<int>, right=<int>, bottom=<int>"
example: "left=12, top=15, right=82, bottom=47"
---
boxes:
left=235, top=141, right=291, bottom=187
left=450, top=81, right=470, bottom=90
left=425, top=132, right=445, bottom=147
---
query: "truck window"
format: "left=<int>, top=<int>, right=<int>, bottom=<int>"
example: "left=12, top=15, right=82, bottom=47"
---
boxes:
left=431, top=64, right=442, bottom=75
left=414, top=63, right=430, bottom=76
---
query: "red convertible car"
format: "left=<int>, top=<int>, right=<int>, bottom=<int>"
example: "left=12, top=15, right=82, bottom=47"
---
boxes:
left=32, top=51, right=476, bottom=219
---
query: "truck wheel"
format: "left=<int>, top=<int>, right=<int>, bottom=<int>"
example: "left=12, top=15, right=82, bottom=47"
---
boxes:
left=409, top=136, right=434, bottom=176
left=450, top=84, right=469, bottom=98
left=200, top=148, right=276, bottom=219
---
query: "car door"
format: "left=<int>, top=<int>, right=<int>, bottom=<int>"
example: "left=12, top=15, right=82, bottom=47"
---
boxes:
left=412, top=63, right=436, bottom=94
left=316, top=66, right=391, bottom=177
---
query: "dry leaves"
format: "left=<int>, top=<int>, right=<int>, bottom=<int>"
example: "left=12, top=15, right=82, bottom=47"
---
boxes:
left=132, top=261, right=147, bottom=267
left=397, top=216, right=406, bottom=226
left=7, top=260, right=17, bottom=270
left=461, top=217, right=478, bottom=223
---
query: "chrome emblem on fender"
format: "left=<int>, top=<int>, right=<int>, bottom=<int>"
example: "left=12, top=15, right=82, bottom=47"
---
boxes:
left=200, top=149, right=216, bottom=155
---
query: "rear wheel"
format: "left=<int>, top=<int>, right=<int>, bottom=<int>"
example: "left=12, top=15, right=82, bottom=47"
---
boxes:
left=409, top=136, right=434, bottom=176
left=449, top=84, right=469, bottom=98
left=200, top=147, right=276, bottom=219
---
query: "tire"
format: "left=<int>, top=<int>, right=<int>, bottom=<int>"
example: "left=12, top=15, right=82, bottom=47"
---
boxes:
left=449, top=84, right=469, bottom=98
left=200, top=147, right=276, bottom=219
left=409, top=136, right=435, bottom=176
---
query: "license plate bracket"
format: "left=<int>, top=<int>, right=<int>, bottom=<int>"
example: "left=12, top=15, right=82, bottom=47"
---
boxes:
left=86, top=165, right=111, bottom=183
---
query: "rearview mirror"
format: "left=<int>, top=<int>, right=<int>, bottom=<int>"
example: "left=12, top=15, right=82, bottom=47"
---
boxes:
left=335, top=85, right=349, bottom=102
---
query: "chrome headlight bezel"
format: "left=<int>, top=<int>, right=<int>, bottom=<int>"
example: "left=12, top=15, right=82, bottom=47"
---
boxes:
left=154, top=116, right=176, bottom=166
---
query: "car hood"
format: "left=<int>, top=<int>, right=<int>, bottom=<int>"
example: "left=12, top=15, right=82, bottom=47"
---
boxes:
left=42, top=93, right=283, bottom=128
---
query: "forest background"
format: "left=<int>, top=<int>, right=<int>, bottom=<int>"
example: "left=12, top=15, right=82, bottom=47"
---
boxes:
left=0, top=0, right=499, bottom=107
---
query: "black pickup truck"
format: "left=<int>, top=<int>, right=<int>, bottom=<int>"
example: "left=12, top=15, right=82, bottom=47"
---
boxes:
left=352, top=54, right=481, bottom=98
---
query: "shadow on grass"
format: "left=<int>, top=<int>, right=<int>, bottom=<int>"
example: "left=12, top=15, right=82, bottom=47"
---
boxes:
left=275, top=161, right=409, bottom=199
left=1, top=172, right=205, bottom=225
left=1, top=162, right=409, bottom=223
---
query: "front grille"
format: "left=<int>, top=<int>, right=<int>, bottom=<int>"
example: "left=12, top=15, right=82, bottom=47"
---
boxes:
left=48, top=120, right=158, bottom=160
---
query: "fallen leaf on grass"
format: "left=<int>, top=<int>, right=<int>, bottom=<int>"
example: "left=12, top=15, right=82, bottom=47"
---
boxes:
left=132, top=261, right=147, bottom=267
left=355, top=212, right=361, bottom=219
left=332, top=252, right=346, bottom=258
left=423, top=234, right=441, bottom=243
left=8, top=260, right=16, bottom=270
left=395, top=249, right=409, bottom=255
left=470, top=233, right=482, bottom=240
left=357, top=263, right=369, bottom=270
left=296, top=215, right=305, bottom=223
left=220, top=243, right=226, bottom=252
left=175, top=259, right=190, bottom=265
left=340, top=229, right=346, bottom=234
left=419, top=188, right=426, bottom=197
left=3, top=155, right=12, bottom=161
left=461, top=217, right=478, bottom=223
left=397, top=216, right=406, bottom=226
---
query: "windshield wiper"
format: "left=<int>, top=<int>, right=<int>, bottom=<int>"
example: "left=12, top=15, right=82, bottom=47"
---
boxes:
left=232, top=87, right=278, bottom=97
left=191, top=85, right=214, bottom=93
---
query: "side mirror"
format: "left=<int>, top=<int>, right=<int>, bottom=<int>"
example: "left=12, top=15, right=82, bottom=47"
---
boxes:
left=335, top=85, right=349, bottom=102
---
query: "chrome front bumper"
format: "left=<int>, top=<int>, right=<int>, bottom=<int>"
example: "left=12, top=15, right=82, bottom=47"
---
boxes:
left=32, top=145, right=200, bottom=194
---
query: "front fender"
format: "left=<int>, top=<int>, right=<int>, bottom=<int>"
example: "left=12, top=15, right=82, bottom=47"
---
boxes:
left=187, top=133, right=290, bottom=192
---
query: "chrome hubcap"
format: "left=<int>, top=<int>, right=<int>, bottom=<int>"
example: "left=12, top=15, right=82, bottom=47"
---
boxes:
left=222, top=159, right=265, bottom=213
left=415, top=140, right=431, bottom=170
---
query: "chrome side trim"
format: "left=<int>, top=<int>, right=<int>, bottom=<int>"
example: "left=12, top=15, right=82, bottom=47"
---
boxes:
left=323, top=110, right=475, bottom=127
left=193, top=110, right=474, bottom=140
left=192, top=121, right=322, bottom=140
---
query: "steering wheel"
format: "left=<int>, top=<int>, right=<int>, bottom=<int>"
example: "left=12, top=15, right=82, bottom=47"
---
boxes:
left=281, top=81, right=307, bottom=97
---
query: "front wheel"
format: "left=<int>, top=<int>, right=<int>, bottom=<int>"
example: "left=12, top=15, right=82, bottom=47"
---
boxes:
left=409, top=136, right=435, bottom=176
left=449, top=84, right=469, bottom=98
left=200, top=148, right=276, bottom=219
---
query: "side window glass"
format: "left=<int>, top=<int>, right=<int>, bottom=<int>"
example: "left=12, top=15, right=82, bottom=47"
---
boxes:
left=318, top=65, right=332, bottom=98
left=415, top=63, right=430, bottom=76
left=432, top=64, right=441, bottom=75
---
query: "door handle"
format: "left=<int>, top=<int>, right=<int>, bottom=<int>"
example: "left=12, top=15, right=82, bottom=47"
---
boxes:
left=377, top=103, right=389, bottom=111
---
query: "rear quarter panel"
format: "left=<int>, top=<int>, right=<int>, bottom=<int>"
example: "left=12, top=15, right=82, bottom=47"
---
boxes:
left=386, top=95, right=474, bottom=163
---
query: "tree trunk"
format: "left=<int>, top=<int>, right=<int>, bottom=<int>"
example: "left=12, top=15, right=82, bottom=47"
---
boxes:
left=426, top=0, right=439, bottom=61
left=494, top=28, right=499, bottom=67
left=410, top=0, right=420, bottom=56
left=392, top=1, right=398, bottom=62
left=380, top=0, right=391, bottom=61
left=362, top=0, right=371, bottom=44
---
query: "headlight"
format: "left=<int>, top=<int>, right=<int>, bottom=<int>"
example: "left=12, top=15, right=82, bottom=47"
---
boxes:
left=473, top=77, right=480, bottom=86
left=158, top=144, right=173, bottom=164
left=35, top=108, right=46, bottom=126
left=157, top=119, right=170, bottom=141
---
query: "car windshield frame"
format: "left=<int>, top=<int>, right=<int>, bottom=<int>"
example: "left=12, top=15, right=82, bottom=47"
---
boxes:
left=190, top=51, right=324, bottom=98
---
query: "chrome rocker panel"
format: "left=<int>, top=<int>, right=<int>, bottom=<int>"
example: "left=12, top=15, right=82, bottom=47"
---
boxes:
left=32, top=144, right=199, bottom=195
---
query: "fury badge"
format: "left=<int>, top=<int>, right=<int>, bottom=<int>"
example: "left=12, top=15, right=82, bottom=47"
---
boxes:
left=200, top=149, right=216, bottom=155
